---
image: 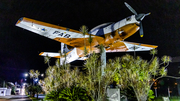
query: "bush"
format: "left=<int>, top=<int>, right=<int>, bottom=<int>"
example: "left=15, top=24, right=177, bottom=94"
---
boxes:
left=44, top=89, right=61, bottom=101
left=11, top=86, right=15, bottom=95
left=45, top=85, right=93, bottom=101
left=26, top=85, right=42, bottom=98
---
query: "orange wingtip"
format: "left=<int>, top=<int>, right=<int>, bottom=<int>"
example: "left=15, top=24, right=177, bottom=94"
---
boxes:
left=54, top=56, right=61, bottom=58
left=39, top=52, right=44, bottom=55
left=16, top=17, right=24, bottom=25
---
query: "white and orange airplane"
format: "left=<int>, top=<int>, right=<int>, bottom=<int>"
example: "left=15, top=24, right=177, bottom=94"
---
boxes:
left=16, top=2, right=157, bottom=64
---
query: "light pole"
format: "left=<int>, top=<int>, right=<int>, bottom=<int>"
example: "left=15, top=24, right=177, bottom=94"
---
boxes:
left=24, top=73, right=28, bottom=85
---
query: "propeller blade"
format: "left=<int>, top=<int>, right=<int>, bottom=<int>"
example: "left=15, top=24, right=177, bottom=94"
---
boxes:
left=124, top=2, right=150, bottom=38
left=140, top=22, right=143, bottom=37
left=124, top=2, right=137, bottom=15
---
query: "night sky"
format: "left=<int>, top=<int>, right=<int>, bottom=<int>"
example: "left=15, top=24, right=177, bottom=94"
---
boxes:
left=0, top=0, right=180, bottom=82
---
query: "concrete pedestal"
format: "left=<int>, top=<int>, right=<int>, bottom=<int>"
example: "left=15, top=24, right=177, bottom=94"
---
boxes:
left=107, top=87, right=120, bottom=101
left=0, top=88, right=7, bottom=96
left=6, top=89, right=11, bottom=95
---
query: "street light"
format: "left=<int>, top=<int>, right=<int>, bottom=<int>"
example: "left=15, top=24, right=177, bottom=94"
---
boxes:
left=35, top=78, right=38, bottom=82
left=24, top=73, right=28, bottom=77
left=41, top=74, right=44, bottom=77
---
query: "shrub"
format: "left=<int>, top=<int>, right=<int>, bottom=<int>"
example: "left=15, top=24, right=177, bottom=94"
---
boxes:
left=11, top=86, right=15, bottom=95
left=44, top=85, right=93, bottom=101
left=26, top=85, right=42, bottom=98
left=44, top=89, right=61, bottom=101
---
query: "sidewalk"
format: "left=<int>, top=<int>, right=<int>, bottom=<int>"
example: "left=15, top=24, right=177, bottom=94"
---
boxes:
left=0, top=95, right=32, bottom=101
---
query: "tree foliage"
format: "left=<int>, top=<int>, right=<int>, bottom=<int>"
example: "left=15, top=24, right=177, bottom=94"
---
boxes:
left=113, top=49, right=171, bottom=101
left=39, top=48, right=171, bottom=101
left=39, top=63, right=85, bottom=94
left=39, top=51, right=118, bottom=100
left=44, top=56, right=51, bottom=67
left=27, top=85, right=42, bottom=98
left=83, top=52, right=118, bottom=101
left=29, top=69, right=40, bottom=80
left=80, top=25, right=88, bottom=56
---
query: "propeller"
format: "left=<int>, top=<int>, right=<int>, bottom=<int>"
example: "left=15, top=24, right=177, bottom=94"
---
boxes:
left=124, top=2, right=137, bottom=15
left=124, top=2, right=150, bottom=37
left=139, top=21, right=143, bottom=37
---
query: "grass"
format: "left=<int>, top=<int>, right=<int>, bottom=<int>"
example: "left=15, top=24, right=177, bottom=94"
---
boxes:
left=154, top=96, right=180, bottom=101
left=29, top=96, right=44, bottom=101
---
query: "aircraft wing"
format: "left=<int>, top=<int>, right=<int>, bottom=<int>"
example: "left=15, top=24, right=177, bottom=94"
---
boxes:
left=16, top=17, right=104, bottom=48
left=105, top=41, right=157, bottom=52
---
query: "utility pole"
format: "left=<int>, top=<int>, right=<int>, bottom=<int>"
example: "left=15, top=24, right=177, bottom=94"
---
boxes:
left=168, top=87, right=170, bottom=97
left=154, top=87, right=157, bottom=97
left=3, top=81, right=5, bottom=88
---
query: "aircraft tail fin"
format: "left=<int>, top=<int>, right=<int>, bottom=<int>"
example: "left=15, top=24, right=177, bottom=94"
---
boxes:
left=61, top=43, right=73, bottom=53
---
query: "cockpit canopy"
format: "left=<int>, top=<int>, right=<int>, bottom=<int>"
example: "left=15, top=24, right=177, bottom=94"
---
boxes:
left=89, top=22, right=114, bottom=35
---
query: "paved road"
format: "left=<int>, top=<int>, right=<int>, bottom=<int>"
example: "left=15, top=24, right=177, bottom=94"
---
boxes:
left=0, top=95, right=32, bottom=101
left=34, top=94, right=45, bottom=99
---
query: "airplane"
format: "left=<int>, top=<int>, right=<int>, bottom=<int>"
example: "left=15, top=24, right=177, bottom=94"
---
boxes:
left=15, top=2, right=157, bottom=64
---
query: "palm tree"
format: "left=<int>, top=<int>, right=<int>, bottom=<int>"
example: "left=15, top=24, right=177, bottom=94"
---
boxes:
left=80, top=25, right=88, bottom=56
left=44, top=55, right=51, bottom=67
left=88, top=32, right=93, bottom=54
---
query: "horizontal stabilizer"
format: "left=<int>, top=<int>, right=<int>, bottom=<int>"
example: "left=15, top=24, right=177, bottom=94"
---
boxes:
left=105, top=41, right=157, bottom=52
left=39, top=52, right=61, bottom=58
left=124, top=41, right=157, bottom=52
